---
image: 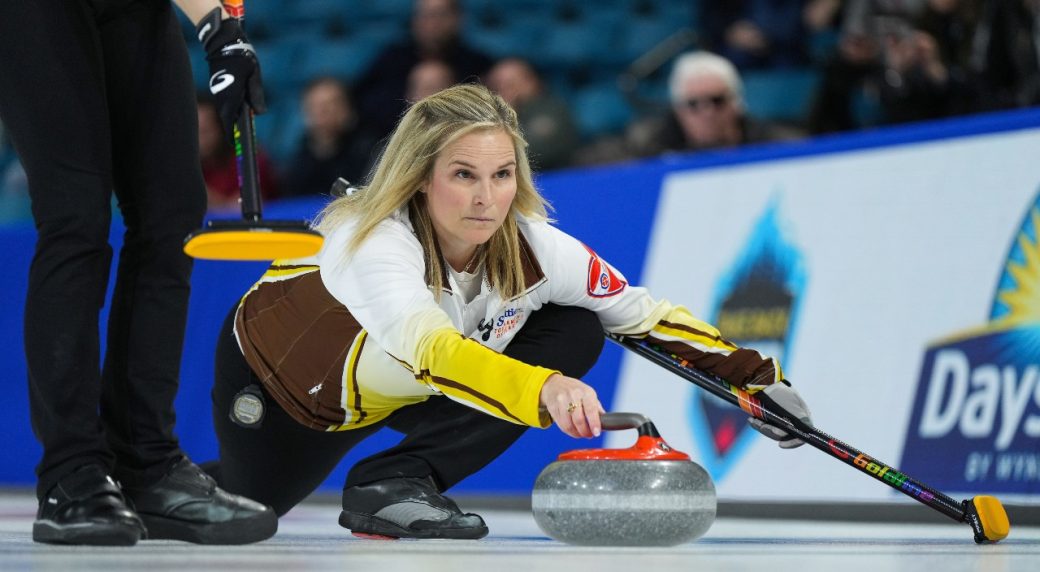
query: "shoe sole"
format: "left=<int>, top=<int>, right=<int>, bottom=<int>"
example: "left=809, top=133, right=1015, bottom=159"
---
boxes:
left=339, top=511, right=488, bottom=540
left=139, top=510, right=278, bottom=545
left=33, top=519, right=142, bottom=546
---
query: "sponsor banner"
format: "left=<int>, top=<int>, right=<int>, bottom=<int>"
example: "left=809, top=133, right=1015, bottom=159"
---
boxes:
left=900, top=192, right=1040, bottom=496
left=611, top=128, right=1040, bottom=501
left=904, top=330, right=1040, bottom=495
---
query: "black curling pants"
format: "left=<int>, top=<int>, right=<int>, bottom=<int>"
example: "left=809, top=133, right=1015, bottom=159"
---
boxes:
left=211, top=303, right=605, bottom=517
left=0, top=0, right=207, bottom=498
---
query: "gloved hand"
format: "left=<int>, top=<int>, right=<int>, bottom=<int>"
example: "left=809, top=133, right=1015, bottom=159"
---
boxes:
left=196, top=8, right=266, bottom=142
left=748, top=380, right=812, bottom=449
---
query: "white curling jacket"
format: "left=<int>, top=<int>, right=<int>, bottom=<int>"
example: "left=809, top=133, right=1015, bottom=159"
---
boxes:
left=234, top=209, right=782, bottom=431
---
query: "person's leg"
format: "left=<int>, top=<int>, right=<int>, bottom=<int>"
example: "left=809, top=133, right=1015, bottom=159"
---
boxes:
left=0, top=0, right=144, bottom=546
left=96, top=0, right=207, bottom=485
left=0, top=0, right=116, bottom=500
left=82, top=1, right=271, bottom=545
left=340, top=304, right=604, bottom=538
left=211, top=306, right=383, bottom=517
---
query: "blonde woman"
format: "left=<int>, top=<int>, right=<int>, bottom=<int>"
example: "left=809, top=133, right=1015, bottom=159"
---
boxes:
left=208, top=84, right=811, bottom=539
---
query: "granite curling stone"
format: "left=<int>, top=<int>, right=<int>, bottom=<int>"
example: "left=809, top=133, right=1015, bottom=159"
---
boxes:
left=532, top=412, right=716, bottom=546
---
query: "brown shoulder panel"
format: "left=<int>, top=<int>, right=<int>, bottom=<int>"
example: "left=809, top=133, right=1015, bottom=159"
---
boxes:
left=236, top=271, right=362, bottom=429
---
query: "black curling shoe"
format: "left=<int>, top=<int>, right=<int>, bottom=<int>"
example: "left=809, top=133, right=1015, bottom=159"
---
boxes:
left=33, top=464, right=145, bottom=546
left=340, top=476, right=488, bottom=540
left=122, top=457, right=277, bottom=545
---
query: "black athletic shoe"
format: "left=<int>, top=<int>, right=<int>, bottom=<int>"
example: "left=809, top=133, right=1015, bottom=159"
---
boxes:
left=339, top=476, right=488, bottom=540
left=33, top=464, right=145, bottom=546
left=122, top=457, right=277, bottom=545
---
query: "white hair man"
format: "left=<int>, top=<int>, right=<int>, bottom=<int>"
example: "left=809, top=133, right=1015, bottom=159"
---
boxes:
left=668, top=51, right=749, bottom=149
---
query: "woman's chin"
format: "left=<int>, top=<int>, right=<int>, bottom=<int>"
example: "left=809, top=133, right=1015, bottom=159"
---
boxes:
left=465, top=228, right=499, bottom=245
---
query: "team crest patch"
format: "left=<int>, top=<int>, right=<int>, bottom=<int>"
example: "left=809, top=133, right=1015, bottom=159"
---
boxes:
left=583, top=244, right=626, bottom=297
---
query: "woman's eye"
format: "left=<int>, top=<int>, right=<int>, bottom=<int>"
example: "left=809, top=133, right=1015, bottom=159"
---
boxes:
left=455, top=170, right=472, bottom=179
left=495, top=170, right=513, bottom=179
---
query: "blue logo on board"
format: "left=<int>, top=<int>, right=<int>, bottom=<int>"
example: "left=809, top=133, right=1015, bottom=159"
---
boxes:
left=689, top=197, right=806, bottom=481
left=900, top=190, right=1040, bottom=495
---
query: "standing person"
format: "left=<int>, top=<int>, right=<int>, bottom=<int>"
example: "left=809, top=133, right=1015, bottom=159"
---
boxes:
left=969, top=0, right=1040, bottom=110
left=486, top=57, right=579, bottom=171
left=700, top=0, right=811, bottom=70
left=0, top=0, right=277, bottom=546
left=209, top=84, right=812, bottom=539
left=283, top=77, right=377, bottom=198
left=354, top=0, right=493, bottom=142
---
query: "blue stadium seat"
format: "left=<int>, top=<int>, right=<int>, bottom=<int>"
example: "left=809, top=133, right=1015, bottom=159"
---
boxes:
left=571, top=83, right=633, bottom=140
left=299, top=38, right=384, bottom=84
left=365, top=0, right=413, bottom=22
left=617, top=16, right=691, bottom=64
left=252, top=39, right=306, bottom=96
left=464, top=22, right=546, bottom=60
left=349, top=20, right=407, bottom=53
left=249, top=99, right=304, bottom=167
left=252, top=102, right=283, bottom=154
left=285, top=0, right=361, bottom=27
left=186, top=46, right=209, bottom=92
left=240, top=0, right=284, bottom=29
left=532, top=22, right=615, bottom=71
left=741, top=68, right=821, bottom=124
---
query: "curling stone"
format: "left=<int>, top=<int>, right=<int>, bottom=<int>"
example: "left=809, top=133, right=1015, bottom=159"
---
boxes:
left=532, top=412, right=716, bottom=546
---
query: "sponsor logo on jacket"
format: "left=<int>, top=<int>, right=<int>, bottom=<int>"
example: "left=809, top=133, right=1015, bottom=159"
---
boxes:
left=478, top=307, right=526, bottom=341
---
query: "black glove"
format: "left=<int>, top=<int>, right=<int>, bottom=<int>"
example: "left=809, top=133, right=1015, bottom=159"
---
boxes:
left=196, top=8, right=266, bottom=142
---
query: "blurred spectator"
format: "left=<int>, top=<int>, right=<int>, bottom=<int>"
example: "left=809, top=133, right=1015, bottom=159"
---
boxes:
left=355, top=0, right=493, bottom=141
left=969, top=0, right=1040, bottom=110
left=802, top=0, right=845, bottom=60
left=623, top=51, right=804, bottom=159
left=808, top=0, right=929, bottom=132
left=487, top=57, right=579, bottom=171
left=917, top=0, right=979, bottom=70
left=804, top=0, right=844, bottom=32
left=808, top=0, right=982, bottom=132
left=405, top=59, right=456, bottom=103
left=701, top=0, right=810, bottom=69
left=283, top=77, right=377, bottom=198
left=878, top=0, right=980, bottom=123
left=197, top=94, right=278, bottom=211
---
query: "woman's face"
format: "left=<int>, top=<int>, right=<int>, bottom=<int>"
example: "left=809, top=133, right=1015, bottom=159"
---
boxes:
left=423, top=128, right=517, bottom=269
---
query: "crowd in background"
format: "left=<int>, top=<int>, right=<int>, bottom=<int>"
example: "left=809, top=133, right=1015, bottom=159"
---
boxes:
left=2, top=0, right=1039, bottom=217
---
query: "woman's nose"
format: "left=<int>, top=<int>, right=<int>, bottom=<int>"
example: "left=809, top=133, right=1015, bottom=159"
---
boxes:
left=473, top=180, right=492, bottom=204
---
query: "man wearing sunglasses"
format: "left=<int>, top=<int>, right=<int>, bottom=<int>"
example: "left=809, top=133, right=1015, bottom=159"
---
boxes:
left=626, top=51, right=804, bottom=158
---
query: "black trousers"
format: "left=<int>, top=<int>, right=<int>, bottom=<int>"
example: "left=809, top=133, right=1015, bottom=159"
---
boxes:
left=211, top=303, right=605, bottom=517
left=0, top=0, right=207, bottom=497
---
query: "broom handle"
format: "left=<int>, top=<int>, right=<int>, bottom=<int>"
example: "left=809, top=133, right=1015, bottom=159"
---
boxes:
left=224, top=0, right=262, bottom=222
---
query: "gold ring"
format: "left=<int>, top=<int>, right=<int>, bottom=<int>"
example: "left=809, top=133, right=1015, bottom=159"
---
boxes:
left=566, top=402, right=578, bottom=413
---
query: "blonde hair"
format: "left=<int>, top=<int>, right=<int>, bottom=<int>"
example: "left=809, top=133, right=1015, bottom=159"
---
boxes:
left=315, top=83, right=550, bottom=299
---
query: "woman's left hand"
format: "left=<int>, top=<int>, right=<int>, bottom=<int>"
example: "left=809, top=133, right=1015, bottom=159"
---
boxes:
left=539, top=374, right=605, bottom=439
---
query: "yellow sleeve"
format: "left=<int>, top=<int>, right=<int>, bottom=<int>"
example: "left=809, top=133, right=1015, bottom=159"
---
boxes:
left=414, top=328, right=557, bottom=428
left=633, top=302, right=784, bottom=392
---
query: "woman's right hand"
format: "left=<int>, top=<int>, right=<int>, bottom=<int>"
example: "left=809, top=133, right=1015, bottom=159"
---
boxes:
left=539, top=373, right=604, bottom=439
